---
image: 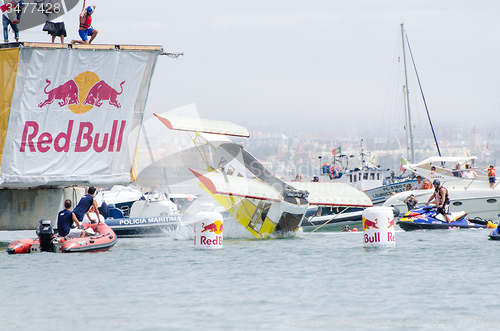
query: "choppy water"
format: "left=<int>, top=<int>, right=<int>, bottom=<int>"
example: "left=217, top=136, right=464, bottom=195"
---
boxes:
left=1, top=226, right=499, bottom=331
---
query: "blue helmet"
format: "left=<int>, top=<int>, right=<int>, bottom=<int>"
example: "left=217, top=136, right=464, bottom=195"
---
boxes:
left=87, top=6, right=94, bottom=13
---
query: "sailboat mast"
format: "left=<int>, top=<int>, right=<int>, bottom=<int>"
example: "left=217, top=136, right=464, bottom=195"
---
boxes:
left=401, top=23, right=415, bottom=163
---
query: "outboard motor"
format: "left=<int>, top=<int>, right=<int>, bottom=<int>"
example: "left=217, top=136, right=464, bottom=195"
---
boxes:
left=36, top=219, right=54, bottom=252
left=391, top=205, right=400, bottom=217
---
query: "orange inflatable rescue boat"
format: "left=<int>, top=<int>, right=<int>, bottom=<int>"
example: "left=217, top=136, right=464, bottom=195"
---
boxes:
left=7, top=220, right=117, bottom=254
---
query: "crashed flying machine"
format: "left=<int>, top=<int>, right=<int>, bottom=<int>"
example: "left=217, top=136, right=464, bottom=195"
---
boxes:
left=154, top=114, right=372, bottom=238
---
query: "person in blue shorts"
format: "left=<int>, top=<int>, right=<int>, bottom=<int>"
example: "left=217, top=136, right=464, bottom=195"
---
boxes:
left=57, top=199, right=85, bottom=238
left=71, top=4, right=97, bottom=44
left=73, top=186, right=102, bottom=224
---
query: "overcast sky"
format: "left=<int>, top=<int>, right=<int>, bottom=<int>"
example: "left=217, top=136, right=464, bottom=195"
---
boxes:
left=20, top=0, right=500, bottom=138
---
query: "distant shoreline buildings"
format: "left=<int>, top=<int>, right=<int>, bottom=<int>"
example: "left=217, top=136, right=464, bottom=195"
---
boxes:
left=136, top=120, right=499, bottom=184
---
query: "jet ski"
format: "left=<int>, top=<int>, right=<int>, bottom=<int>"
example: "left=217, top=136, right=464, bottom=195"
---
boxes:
left=397, top=205, right=495, bottom=231
left=489, top=226, right=500, bottom=240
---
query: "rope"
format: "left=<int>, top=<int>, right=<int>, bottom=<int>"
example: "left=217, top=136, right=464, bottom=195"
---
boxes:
left=303, top=207, right=352, bottom=238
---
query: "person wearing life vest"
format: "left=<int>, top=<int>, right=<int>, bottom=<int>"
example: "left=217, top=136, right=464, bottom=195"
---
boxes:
left=488, top=164, right=496, bottom=189
left=425, top=180, right=451, bottom=223
left=71, top=4, right=98, bottom=44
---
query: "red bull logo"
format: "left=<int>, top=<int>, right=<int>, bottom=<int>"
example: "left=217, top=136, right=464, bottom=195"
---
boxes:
left=363, top=208, right=396, bottom=247
left=364, top=232, right=381, bottom=244
left=363, top=217, right=379, bottom=232
left=403, top=214, right=427, bottom=222
left=364, top=230, right=395, bottom=243
left=387, top=232, right=395, bottom=242
left=19, top=119, right=126, bottom=153
left=38, top=71, right=125, bottom=113
left=198, top=220, right=223, bottom=246
left=201, top=220, right=223, bottom=235
left=387, top=218, right=395, bottom=228
left=82, top=80, right=125, bottom=108
left=38, top=79, right=80, bottom=107
left=23, top=71, right=129, bottom=154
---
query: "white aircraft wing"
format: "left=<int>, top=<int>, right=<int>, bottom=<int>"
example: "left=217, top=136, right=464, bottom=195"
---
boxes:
left=287, top=182, right=373, bottom=207
left=190, top=169, right=282, bottom=202
left=154, top=114, right=250, bottom=137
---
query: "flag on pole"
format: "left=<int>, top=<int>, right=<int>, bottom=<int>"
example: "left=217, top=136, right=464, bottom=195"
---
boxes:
left=400, top=156, right=408, bottom=173
left=332, top=147, right=341, bottom=155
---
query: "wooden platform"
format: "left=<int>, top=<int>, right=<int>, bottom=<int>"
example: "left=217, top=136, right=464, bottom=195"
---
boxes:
left=0, top=42, right=162, bottom=52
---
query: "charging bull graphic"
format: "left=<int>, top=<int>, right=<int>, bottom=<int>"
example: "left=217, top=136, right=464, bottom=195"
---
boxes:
left=201, top=220, right=223, bottom=234
left=38, top=72, right=126, bottom=111
left=363, top=218, right=379, bottom=232
left=387, top=218, right=395, bottom=228
left=82, top=80, right=125, bottom=108
left=38, top=79, right=80, bottom=107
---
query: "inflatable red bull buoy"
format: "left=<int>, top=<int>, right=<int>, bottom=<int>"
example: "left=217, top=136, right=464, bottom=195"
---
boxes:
left=194, top=212, right=223, bottom=250
left=362, top=207, right=395, bottom=248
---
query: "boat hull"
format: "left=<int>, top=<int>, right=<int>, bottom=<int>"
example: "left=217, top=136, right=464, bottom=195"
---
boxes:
left=6, top=223, right=117, bottom=254
left=489, top=227, right=500, bottom=240
left=365, top=180, right=417, bottom=205
left=300, top=211, right=364, bottom=232
left=60, top=223, right=117, bottom=253
left=6, top=238, right=35, bottom=254
left=397, top=220, right=485, bottom=231
left=105, top=215, right=181, bottom=237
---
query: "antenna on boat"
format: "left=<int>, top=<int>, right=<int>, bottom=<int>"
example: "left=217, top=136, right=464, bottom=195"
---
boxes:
left=360, top=139, right=366, bottom=169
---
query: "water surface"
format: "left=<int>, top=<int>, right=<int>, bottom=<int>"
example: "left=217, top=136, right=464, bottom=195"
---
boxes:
left=1, top=227, right=499, bottom=330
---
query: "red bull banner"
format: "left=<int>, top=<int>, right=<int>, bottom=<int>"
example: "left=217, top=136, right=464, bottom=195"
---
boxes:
left=362, top=207, right=395, bottom=248
left=0, top=46, right=160, bottom=188
left=194, top=212, right=223, bottom=250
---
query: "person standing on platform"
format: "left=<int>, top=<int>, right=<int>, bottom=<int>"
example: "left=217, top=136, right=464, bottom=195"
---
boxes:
left=73, top=186, right=102, bottom=224
left=71, top=3, right=98, bottom=44
left=41, top=0, right=67, bottom=43
left=2, top=1, right=24, bottom=43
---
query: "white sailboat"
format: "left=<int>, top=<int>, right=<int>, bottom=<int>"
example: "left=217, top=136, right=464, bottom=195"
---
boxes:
left=324, top=24, right=419, bottom=206
left=301, top=25, right=422, bottom=231
left=383, top=26, right=500, bottom=221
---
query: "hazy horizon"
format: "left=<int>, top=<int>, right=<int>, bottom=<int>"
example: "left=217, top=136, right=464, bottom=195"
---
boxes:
left=16, top=1, right=500, bottom=139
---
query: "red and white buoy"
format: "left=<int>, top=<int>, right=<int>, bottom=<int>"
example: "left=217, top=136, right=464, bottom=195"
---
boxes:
left=194, top=212, right=223, bottom=250
left=362, top=207, right=395, bottom=248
